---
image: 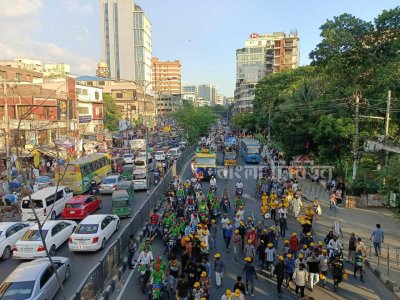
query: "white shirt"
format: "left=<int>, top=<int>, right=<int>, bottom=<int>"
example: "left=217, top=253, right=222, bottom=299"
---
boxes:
left=236, top=182, right=243, bottom=189
left=223, top=169, right=228, bottom=178
left=210, top=178, right=217, bottom=186
left=137, top=251, right=153, bottom=265
left=328, top=239, right=342, bottom=251
left=221, top=217, right=229, bottom=229
left=278, top=208, right=288, bottom=219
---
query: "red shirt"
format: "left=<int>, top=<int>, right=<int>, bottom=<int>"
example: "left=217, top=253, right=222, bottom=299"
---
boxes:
left=289, top=236, right=299, bottom=251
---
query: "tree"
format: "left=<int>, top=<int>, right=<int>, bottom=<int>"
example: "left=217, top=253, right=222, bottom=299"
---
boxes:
left=103, top=93, right=121, bottom=132
left=231, top=112, right=255, bottom=130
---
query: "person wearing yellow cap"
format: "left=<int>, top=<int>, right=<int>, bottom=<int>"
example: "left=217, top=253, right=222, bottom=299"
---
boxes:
left=318, top=248, right=329, bottom=287
left=244, top=239, right=256, bottom=261
left=210, top=217, right=218, bottom=250
left=289, top=232, right=299, bottom=259
left=214, top=253, right=226, bottom=287
left=295, top=253, right=305, bottom=270
left=192, top=281, right=204, bottom=300
left=199, top=271, right=210, bottom=299
left=265, top=242, right=276, bottom=275
left=224, top=219, right=234, bottom=252
left=256, top=237, right=267, bottom=270
left=221, top=289, right=232, bottom=300
left=284, top=253, right=295, bottom=287
left=232, top=288, right=245, bottom=300
left=306, top=251, right=320, bottom=291
left=232, top=229, right=242, bottom=261
left=273, top=253, right=286, bottom=296
left=242, top=255, right=257, bottom=296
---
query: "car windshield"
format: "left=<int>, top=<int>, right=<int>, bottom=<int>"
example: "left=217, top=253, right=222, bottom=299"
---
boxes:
left=35, top=177, right=50, bottom=183
left=65, top=203, right=84, bottom=209
left=134, top=160, right=145, bottom=166
left=113, top=200, right=128, bottom=207
left=102, top=178, right=117, bottom=184
left=123, top=154, right=133, bottom=158
left=133, top=173, right=146, bottom=180
left=195, top=158, right=216, bottom=166
left=21, top=199, right=43, bottom=209
left=0, top=281, right=35, bottom=300
left=75, top=224, right=99, bottom=234
left=156, top=152, right=164, bottom=155
left=21, top=230, right=48, bottom=241
left=247, top=146, right=260, bottom=154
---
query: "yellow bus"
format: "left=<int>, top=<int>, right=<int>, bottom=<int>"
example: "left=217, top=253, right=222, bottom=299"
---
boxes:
left=191, top=147, right=217, bottom=180
left=56, top=153, right=111, bottom=194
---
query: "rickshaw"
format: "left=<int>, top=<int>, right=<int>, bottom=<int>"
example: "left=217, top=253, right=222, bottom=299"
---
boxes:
left=115, top=180, right=135, bottom=199
left=111, top=190, right=132, bottom=218
left=121, top=164, right=134, bottom=180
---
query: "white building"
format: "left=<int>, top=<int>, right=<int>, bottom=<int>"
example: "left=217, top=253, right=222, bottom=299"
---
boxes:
left=134, top=4, right=152, bottom=88
left=100, top=0, right=136, bottom=80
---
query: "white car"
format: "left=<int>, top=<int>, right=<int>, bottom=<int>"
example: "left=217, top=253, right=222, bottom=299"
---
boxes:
left=122, top=153, right=135, bottom=164
left=68, top=214, right=120, bottom=252
left=154, top=151, right=166, bottom=161
left=13, top=220, right=77, bottom=259
left=99, top=175, right=123, bottom=194
left=0, top=222, right=31, bottom=260
left=0, top=256, right=71, bottom=300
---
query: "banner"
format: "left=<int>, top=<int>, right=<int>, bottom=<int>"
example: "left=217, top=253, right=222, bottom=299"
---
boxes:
left=32, top=150, right=40, bottom=167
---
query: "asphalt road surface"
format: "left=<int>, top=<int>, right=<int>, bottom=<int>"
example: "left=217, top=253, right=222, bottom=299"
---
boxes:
left=0, top=179, right=158, bottom=300
left=116, top=151, right=397, bottom=300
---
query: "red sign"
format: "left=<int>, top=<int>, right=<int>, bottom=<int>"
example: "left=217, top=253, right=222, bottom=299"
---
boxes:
left=250, top=33, right=259, bottom=39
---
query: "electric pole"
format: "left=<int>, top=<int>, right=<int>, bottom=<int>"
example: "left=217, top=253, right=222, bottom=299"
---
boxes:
left=384, top=90, right=391, bottom=168
left=352, top=93, right=360, bottom=180
left=2, top=80, right=11, bottom=185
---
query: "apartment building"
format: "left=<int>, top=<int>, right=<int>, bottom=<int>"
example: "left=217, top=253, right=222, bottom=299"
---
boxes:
left=151, top=58, right=181, bottom=94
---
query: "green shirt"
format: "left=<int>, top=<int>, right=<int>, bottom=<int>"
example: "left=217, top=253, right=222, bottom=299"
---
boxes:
left=151, top=270, right=164, bottom=284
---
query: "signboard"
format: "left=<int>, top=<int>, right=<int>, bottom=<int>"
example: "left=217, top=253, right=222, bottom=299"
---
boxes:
left=79, top=115, right=92, bottom=123
left=367, top=194, right=384, bottom=207
left=249, top=33, right=259, bottom=39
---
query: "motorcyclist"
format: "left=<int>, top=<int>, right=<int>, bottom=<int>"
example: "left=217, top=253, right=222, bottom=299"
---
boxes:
left=234, top=195, right=244, bottom=211
left=235, top=179, right=244, bottom=190
left=328, top=235, right=343, bottom=260
left=331, top=254, right=345, bottom=290
left=209, top=176, right=217, bottom=188
left=137, top=247, right=154, bottom=268
left=150, top=209, right=161, bottom=238
left=89, top=179, right=98, bottom=194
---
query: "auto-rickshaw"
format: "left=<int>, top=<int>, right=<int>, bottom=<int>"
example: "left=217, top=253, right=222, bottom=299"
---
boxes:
left=120, top=164, right=134, bottom=180
left=115, top=180, right=135, bottom=200
left=111, top=189, right=132, bottom=218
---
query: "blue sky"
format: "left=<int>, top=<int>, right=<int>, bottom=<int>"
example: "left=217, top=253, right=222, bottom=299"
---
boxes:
left=0, top=0, right=398, bottom=96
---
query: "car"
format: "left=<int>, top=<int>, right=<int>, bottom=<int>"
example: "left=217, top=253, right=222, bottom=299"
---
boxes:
left=0, top=222, right=31, bottom=260
left=0, top=256, right=71, bottom=300
left=99, top=175, right=123, bottom=194
left=122, top=153, right=135, bottom=164
left=13, top=220, right=77, bottom=259
left=34, top=176, right=54, bottom=190
left=167, top=147, right=182, bottom=159
left=154, top=151, right=166, bottom=161
left=61, top=195, right=102, bottom=220
left=136, top=149, right=147, bottom=157
left=68, top=214, right=120, bottom=252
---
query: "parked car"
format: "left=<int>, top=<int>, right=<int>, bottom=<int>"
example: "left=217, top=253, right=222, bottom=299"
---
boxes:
left=0, top=222, right=31, bottom=260
left=122, top=153, right=135, bottom=164
left=34, top=176, right=54, bottom=190
left=167, top=147, right=182, bottom=159
left=13, top=220, right=77, bottom=259
left=61, top=195, right=102, bottom=220
left=99, top=175, right=123, bottom=194
left=154, top=151, right=166, bottom=161
left=68, top=214, right=120, bottom=252
left=0, top=256, right=71, bottom=299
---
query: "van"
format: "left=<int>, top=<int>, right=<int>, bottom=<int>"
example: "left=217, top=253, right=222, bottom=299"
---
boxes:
left=21, top=186, right=73, bottom=223
left=132, top=169, right=148, bottom=190
left=167, top=147, right=182, bottom=159
left=133, top=156, right=155, bottom=172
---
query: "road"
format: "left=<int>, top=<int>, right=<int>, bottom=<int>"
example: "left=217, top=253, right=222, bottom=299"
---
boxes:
left=0, top=180, right=158, bottom=300
left=116, top=150, right=397, bottom=300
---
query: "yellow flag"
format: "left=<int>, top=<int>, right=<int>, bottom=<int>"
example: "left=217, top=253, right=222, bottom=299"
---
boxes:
left=15, top=160, right=21, bottom=172
left=32, top=150, right=40, bottom=167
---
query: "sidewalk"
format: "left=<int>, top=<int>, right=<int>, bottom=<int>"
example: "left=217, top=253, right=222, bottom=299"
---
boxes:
left=299, top=177, right=400, bottom=297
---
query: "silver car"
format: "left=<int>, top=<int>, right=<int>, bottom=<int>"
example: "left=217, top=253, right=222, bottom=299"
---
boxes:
left=99, top=175, right=123, bottom=194
left=0, top=256, right=71, bottom=299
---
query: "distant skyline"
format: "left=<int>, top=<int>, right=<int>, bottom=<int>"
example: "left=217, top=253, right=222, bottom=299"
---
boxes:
left=0, top=0, right=398, bottom=96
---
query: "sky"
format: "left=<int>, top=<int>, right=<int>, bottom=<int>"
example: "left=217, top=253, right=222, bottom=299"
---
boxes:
left=0, top=0, right=398, bottom=97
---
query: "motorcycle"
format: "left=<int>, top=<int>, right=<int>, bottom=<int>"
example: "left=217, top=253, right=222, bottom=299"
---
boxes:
left=210, top=185, right=217, bottom=193
left=149, top=282, right=169, bottom=300
left=89, top=185, right=99, bottom=195
left=153, top=172, right=160, bottom=185
left=220, top=198, right=230, bottom=213
left=236, top=187, right=243, bottom=197
left=138, top=264, right=151, bottom=294
left=166, top=236, right=177, bottom=256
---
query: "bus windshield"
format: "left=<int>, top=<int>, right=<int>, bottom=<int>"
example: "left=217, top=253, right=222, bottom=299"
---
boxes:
left=195, top=158, right=216, bottom=165
left=247, top=146, right=260, bottom=154
left=224, top=153, right=236, bottom=159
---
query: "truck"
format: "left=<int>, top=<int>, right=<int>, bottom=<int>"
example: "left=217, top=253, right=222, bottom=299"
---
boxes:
left=130, top=139, right=146, bottom=152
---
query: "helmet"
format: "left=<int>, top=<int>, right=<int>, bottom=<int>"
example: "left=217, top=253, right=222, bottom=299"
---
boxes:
left=235, top=289, right=241, bottom=296
left=267, top=243, right=273, bottom=247
left=299, top=253, right=304, bottom=258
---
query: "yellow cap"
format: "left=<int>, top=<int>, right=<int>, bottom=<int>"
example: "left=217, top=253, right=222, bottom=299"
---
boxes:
left=235, top=289, right=241, bottom=296
left=251, top=227, right=255, bottom=230
left=234, top=229, right=239, bottom=234
left=284, top=240, right=289, bottom=244
left=248, top=217, right=252, bottom=220
left=202, top=230, right=207, bottom=234
left=299, top=253, right=304, bottom=258
left=240, top=221, right=244, bottom=225
left=287, top=253, right=292, bottom=258
left=247, top=239, right=252, bottom=244
left=227, top=220, right=231, bottom=224
left=270, top=226, right=275, bottom=230
left=310, top=242, right=315, bottom=246
left=262, top=228, right=267, bottom=232
left=306, top=232, right=311, bottom=236
left=268, top=243, right=273, bottom=247
left=279, top=256, right=284, bottom=260
left=292, top=232, right=297, bottom=236
left=185, top=237, right=190, bottom=241
left=245, top=256, right=252, bottom=262
left=211, top=219, right=216, bottom=223
left=303, top=244, right=307, bottom=249
left=226, top=289, right=232, bottom=296
left=194, top=282, right=200, bottom=287
left=201, top=242, right=207, bottom=247
left=201, top=271, right=207, bottom=277
left=322, top=249, right=327, bottom=253
left=214, top=253, right=221, bottom=258
left=318, top=241, right=323, bottom=245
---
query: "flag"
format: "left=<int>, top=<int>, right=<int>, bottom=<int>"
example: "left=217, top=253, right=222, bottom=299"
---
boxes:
left=32, top=150, right=40, bottom=167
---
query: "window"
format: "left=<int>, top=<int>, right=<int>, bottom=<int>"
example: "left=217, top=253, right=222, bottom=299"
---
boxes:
left=46, top=195, right=55, bottom=206
left=40, top=267, right=55, bottom=289
left=6, top=226, right=17, bottom=238
left=78, top=107, right=89, bottom=114
left=101, top=218, right=110, bottom=230
left=116, top=93, right=123, bottom=98
left=95, top=91, right=99, bottom=100
left=56, top=190, right=64, bottom=202
left=51, top=224, right=61, bottom=236
left=99, top=81, right=105, bottom=86
left=16, top=73, right=22, bottom=81
left=0, top=71, right=6, bottom=79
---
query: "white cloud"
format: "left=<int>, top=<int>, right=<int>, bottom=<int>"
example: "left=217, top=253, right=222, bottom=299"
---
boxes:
left=0, top=0, right=42, bottom=17
left=63, top=0, right=93, bottom=14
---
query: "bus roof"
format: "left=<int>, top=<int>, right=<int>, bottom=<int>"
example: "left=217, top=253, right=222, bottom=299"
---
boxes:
left=241, top=138, right=260, bottom=146
left=69, top=153, right=109, bottom=165
left=196, top=147, right=215, bottom=154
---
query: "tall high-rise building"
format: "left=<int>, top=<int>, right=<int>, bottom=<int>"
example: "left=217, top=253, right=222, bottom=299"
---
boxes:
left=234, top=31, right=299, bottom=112
left=134, top=4, right=152, bottom=87
left=100, top=0, right=135, bottom=80
left=151, top=58, right=181, bottom=94
left=198, top=84, right=217, bottom=105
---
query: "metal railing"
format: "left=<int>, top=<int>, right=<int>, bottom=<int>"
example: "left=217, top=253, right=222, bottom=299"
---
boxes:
left=72, top=144, right=196, bottom=300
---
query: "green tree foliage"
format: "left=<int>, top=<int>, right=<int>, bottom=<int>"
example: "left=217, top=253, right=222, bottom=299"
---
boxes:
left=231, top=112, right=255, bottom=130
left=172, top=104, right=217, bottom=143
left=103, top=93, right=121, bottom=132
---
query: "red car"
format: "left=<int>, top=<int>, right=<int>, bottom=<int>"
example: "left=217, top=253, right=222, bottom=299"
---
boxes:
left=61, top=195, right=102, bottom=220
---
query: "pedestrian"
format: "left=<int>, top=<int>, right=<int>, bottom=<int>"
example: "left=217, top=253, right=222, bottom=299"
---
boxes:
left=279, top=213, right=287, bottom=238
left=284, top=253, right=295, bottom=287
left=176, top=273, right=190, bottom=300
left=306, top=251, right=320, bottom=291
left=370, top=223, right=384, bottom=256
left=225, top=220, right=233, bottom=251
left=221, top=214, right=229, bottom=239
left=293, top=263, right=308, bottom=298
left=221, top=289, right=232, bottom=300
left=232, top=289, right=245, bottom=300
left=223, top=166, right=228, bottom=184
left=233, top=276, right=246, bottom=296
left=333, top=220, right=343, bottom=239
left=210, top=219, right=218, bottom=250
left=242, top=257, right=257, bottom=297
left=127, top=234, right=135, bottom=269
left=192, top=282, right=204, bottom=300
left=214, top=253, right=226, bottom=288
left=293, top=195, right=302, bottom=218
left=232, top=229, right=242, bottom=261
left=167, top=254, right=181, bottom=293
left=289, top=232, right=299, bottom=259
left=265, top=243, right=276, bottom=275
left=318, top=249, right=329, bottom=287
left=329, top=193, right=337, bottom=211
left=256, top=240, right=266, bottom=270
left=356, top=237, right=367, bottom=257
left=238, top=222, right=246, bottom=251
left=273, top=255, right=285, bottom=296
left=353, top=249, right=365, bottom=282
left=244, top=240, right=256, bottom=261
left=347, top=232, right=357, bottom=264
